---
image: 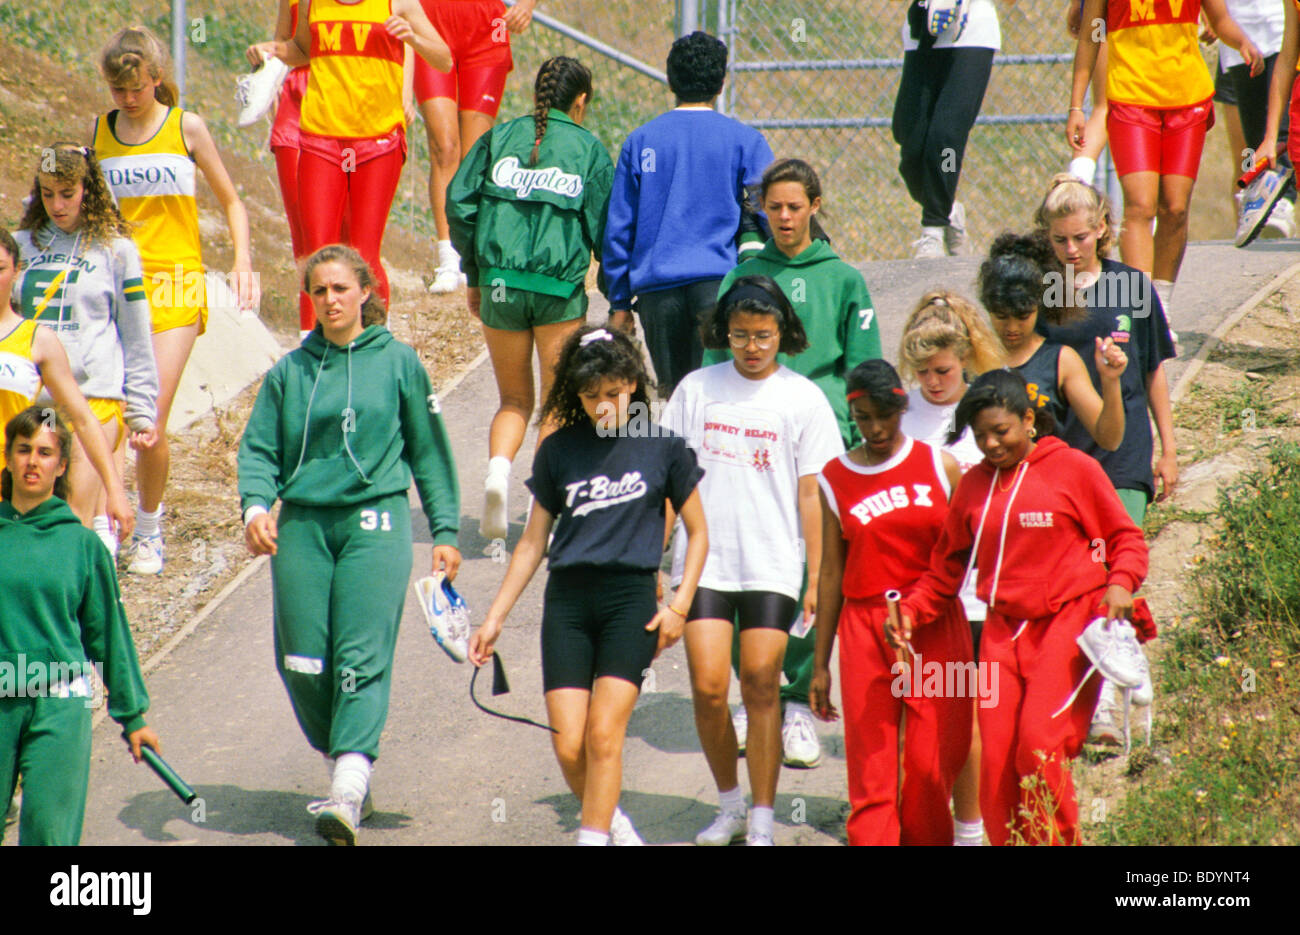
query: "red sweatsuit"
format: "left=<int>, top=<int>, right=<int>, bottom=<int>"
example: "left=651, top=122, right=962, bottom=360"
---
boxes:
left=820, top=439, right=973, bottom=846
left=902, top=437, right=1147, bottom=845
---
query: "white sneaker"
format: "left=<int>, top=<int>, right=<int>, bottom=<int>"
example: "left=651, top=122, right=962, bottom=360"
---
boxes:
left=481, top=470, right=509, bottom=541
left=746, top=828, right=775, bottom=846
left=912, top=229, right=947, bottom=259
left=425, top=264, right=466, bottom=295
left=313, top=796, right=362, bottom=845
left=945, top=201, right=969, bottom=256
left=781, top=702, right=822, bottom=768
left=235, top=55, right=289, bottom=128
left=125, top=532, right=164, bottom=575
left=1264, top=196, right=1295, bottom=239
left=1235, top=167, right=1293, bottom=247
left=308, top=791, right=373, bottom=823
left=609, top=807, right=645, bottom=846
left=695, top=808, right=747, bottom=846
left=732, top=705, right=748, bottom=755
left=1077, top=618, right=1144, bottom=688
left=413, top=573, right=470, bottom=663
left=1088, top=678, right=1123, bottom=746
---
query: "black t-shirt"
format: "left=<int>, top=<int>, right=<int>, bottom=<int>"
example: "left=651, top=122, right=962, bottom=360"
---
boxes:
left=1013, top=340, right=1068, bottom=429
left=527, top=420, right=704, bottom=572
left=1037, top=258, right=1176, bottom=498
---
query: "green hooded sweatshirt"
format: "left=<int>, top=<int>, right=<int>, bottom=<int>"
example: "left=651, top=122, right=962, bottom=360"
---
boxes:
left=237, top=326, right=460, bottom=547
left=0, top=497, right=149, bottom=733
left=705, top=239, right=881, bottom=443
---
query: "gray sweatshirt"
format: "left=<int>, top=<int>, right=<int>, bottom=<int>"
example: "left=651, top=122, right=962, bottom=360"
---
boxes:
left=13, top=224, right=158, bottom=430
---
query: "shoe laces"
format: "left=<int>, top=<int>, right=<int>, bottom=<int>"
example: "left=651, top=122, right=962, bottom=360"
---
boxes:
left=235, top=73, right=254, bottom=107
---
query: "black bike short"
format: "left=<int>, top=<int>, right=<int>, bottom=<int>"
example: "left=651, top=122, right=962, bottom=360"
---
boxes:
left=541, top=567, right=659, bottom=692
left=687, top=587, right=799, bottom=632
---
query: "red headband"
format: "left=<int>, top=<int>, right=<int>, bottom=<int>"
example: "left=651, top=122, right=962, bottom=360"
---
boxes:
left=847, top=388, right=906, bottom=402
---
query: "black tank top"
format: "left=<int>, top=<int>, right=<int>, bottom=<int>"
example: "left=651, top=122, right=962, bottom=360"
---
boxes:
left=1012, top=340, right=1068, bottom=427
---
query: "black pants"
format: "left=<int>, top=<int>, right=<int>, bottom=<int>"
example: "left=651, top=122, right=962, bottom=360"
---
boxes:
left=892, top=46, right=995, bottom=227
left=1228, top=54, right=1297, bottom=201
left=635, top=278, right=721, bottom=397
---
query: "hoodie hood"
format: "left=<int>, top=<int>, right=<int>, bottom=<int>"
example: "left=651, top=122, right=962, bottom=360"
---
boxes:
left=755, top=237, right=839, bottom=268
left=298, top=323, right=393, bottom=359
left=0, top=495, right=82, bottom=530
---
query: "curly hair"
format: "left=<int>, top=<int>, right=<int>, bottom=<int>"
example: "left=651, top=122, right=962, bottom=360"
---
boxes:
left=702, top=274, right=809, bottom=355
left=303, top=245, right=388, bottom=326
left=18, top=143, right=133, bottom=246
left=978, top=232, right=1057, bottom=317
left=667, top=31, right=727, bottom=103
left=530, top=56, right=592, bottom=166
left=952, top=369, right=1056, bottom=445
left=101, top=26, right=179, bottom=107
left=0, top=229, right=18, bottom=268
left=845, top=358, right=909, bottom=418
left=1033, top=172, right=1117, bottom=258
left=898, top=290, right=1005, bottom=382
left=2, top=405, right=73, bottom=502
left=539, top=325, right=652, bottom=430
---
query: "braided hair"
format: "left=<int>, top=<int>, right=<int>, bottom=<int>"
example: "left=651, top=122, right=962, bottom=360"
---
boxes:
left=530, top=56, right=593, bottom=166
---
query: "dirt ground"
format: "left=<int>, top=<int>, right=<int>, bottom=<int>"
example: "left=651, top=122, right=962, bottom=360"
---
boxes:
left=1075, top=276, right=1300, bottom=841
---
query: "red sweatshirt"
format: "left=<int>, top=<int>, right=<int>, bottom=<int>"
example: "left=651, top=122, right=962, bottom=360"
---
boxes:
left=902, top=437, right=1147, bottom=624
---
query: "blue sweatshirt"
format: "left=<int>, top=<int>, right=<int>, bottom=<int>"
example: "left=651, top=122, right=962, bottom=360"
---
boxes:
left=602, top=108, right=773, bottom=309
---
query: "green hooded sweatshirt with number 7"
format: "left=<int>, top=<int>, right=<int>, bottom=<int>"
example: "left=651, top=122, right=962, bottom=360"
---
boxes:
left=705, top=238, right=881, bottom=445
left=237, top=326, right=460, bottom=547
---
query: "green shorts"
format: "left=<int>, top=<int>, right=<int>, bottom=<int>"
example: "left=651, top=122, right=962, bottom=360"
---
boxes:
left=1116, top=487, right=1148, bottom=526
left=480, top=286, right=588, bottom=332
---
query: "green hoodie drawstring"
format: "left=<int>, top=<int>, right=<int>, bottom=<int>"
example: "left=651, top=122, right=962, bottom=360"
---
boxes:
left=287, top=343, right=329, bottom=484
left=341, top=340, right=372, bottom=484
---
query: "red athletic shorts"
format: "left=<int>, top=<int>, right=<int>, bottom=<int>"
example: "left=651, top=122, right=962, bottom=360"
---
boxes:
left=1289, top=73, right=1300, bottom=170
left=413, top=0, right=512, bottom=114
left=1106, top=99, right=1215, bottom=178
left=269, top=66, right=309, bottom=151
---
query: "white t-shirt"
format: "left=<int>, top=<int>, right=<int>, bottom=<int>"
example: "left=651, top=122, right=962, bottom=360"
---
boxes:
left=660, top=362, right=845, bottom=600
left=901, top=0, right=1001, bottom=52
left=899, top=386, right=987, bottom=621
left=1219, top=0, right=1284, bottom=69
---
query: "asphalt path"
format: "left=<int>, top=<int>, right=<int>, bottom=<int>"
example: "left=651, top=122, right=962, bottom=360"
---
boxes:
left=75, top=241, right=1298, bottom=846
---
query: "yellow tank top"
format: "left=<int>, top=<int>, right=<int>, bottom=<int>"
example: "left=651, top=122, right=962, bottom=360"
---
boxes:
left=0, top=319, right=43, bottom=466
left=300, top=0, right=404, bottom=138
left=92, top=107, right=204, bottom=303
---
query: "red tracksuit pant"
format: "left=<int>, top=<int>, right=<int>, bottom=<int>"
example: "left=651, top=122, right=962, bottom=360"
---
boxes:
left=838, top=597, right=973, bottom=846
left=978, top=588, right=1105, bottom=846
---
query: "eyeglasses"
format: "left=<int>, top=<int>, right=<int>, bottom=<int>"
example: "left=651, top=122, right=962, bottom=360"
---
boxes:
left=727, top=331, right=778, bottom=349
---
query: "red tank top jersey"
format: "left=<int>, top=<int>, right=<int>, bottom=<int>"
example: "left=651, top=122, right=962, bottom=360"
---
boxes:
left=818, top=436, right=952, bottom=601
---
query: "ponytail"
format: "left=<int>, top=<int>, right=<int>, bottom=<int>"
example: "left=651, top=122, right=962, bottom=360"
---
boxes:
left=100, top=26, right=180, bottom=107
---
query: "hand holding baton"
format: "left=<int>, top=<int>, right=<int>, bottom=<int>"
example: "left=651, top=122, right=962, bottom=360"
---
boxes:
left=124, top=731, right=197, bottom=804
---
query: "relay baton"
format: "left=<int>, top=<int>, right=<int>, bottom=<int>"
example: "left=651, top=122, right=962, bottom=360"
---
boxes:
left=1237, top=156, right=1273, bottom=190
left=132, top=738, right=198, bottom=804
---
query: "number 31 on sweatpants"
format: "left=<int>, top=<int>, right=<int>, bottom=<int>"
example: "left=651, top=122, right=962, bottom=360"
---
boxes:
left=360, top=509, right=392, bottom=531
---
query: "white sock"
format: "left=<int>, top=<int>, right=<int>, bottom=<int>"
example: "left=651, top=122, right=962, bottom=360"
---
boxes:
left=92, top=515, right=117, bottom=554
left=719, top=786, right=745, bottom=815
left=576, top=828, right=609, bottom=846
left=954, top=818, right=985, bottom=846
left=437, top=239, right=459, bottom=269
left=921, top=225, right=945, bottom=240
left=749, top=805, right=774, bottom=837
left=1152, top=279, right=1174, bottom=312
left=331, top=752, right=372, bottom=804
left=487, top=455, right=511, bottom=479
left=1068, top=156, right=1097, bottom=186
left=135, top=506, right=162, bottom=539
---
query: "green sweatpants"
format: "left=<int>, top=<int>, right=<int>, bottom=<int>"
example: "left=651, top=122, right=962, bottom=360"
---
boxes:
left=272, top=493, right=413, bottom=761
left=1116, top=487, right=1148, bottom=526
left=0, top=694, right=93, bottom=845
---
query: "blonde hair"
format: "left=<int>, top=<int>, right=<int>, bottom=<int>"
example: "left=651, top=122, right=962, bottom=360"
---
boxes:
left=1033, top=172, right=1116, bottom=257
left=100, top=26, right=179, bottom=108
left=898, top=290, right=1005, bottom=383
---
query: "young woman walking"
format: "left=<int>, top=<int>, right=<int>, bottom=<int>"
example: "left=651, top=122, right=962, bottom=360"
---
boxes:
left=810, top=359, right=971, bottom=845
left=95, top=25, right=258, bottom=574
left=238, top=245, right=461, bottom=846
left=662, top=275, right=843, bottom=846
left=469, top=325, right=708, bottom=846
left=13, top=144, right=158, bottom=553
left=0, top=406, right=159, bottom=845
left=447, top=56, right=613, bottom=542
